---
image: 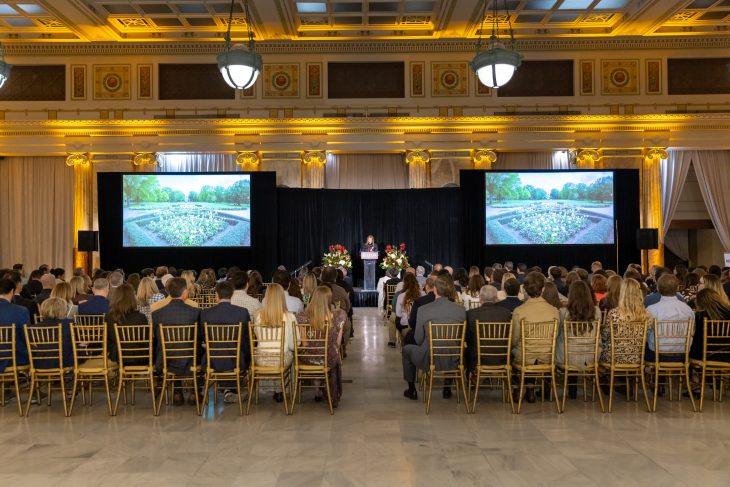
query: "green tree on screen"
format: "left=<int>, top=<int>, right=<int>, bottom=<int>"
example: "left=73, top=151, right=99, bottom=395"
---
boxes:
left=123, top=175, right=160, bottom=207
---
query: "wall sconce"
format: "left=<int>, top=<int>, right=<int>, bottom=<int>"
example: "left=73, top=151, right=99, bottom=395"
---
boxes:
left=302, top=150, right=327, bottom=166
left=132, top=152, right=158, bottom=166
left=405, top=149, right=430, bottom=165
left=576, top=149, right=601, bottom=165
left=66, top=152, right=90, bottom=167
left=236, top=151, right=260, bottom=166
left=645, top=148, right=669, bottom=160
left=472, top=149, right=498, bottom=166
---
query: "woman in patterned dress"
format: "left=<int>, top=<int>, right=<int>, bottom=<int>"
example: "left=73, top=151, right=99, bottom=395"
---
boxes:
left=600, top=278, right=652, bottom=365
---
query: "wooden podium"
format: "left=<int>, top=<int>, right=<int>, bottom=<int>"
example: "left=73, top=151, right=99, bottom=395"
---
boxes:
left=361, top=251, right=379, bottom=290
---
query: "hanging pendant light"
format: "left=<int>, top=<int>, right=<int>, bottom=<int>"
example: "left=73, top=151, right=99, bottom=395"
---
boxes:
left=0, top=43, right=11, bottom=89
left=217, top=0, right=262, bottom=90
left=471, top=0, right=522, bottom=89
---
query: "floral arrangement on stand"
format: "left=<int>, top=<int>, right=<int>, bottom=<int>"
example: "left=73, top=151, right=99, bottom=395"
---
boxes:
left=380, top=243, right=410, bottom=270
left=322, top=244, right=352, bottom=269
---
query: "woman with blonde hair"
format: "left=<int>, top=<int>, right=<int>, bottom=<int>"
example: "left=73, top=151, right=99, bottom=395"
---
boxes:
left=181, top=270, right=201, bottom=299
left=600, top=278, right=652, bottom=364
left=51, top=282, right=78, bottom=318
left=69, top=275, right=91, bottom=304
left=33, top=297, right=74, bottom=368
left=301, top=272, right=317, bottom=305
left=136, top=276, right=164, bottom=323
left=252, top=283, right=297, bottom=402
left=295, top=285, right=346, bottom=406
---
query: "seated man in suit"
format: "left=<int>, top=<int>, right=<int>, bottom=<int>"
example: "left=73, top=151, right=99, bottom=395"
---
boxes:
left=497, top=278, right=523, bottom=313
left=0, top=277, right=30, bottom=378
left=402, top=273, right=466, bottom=400
left=21, top=270, right=43, bottom=299
left=3, top=270, right=39, bottom=320
left=151, top=277, right=201, bottom=406
left=200, top=280, right=251, bottom=404
left=78, top=278, right=110, bottom=315
left=34, top=273, right=56, bottom=306
left=465, top=285, right=512, bottom=372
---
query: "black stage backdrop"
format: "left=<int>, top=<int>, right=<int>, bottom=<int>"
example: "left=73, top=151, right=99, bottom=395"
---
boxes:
left=98, top=171, right=278, bottom=277
left=276, top=188, right=461, bottom=285
left=460, top=169, right=641, bottom=271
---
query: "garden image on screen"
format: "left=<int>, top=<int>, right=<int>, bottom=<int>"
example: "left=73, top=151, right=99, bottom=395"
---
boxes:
left=122, top=174, right=251, bottom=247
left=485, top=171, right=614, bottom=245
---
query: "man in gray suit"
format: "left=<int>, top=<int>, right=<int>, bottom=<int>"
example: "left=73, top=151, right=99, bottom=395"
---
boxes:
left=402, top=274, right=466, bottom=400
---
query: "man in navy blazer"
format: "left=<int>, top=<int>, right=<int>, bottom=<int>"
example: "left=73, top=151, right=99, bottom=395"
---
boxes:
left=200, top=281, right=251, bottom=374
left=0, top=278, right=30, bottom=372
left=78, top=278, right=110, bottom=315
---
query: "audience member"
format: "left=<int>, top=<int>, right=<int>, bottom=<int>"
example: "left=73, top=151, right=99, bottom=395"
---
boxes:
left=105, top=283, right=148, bottom=363
left=35, top=273, right=56, bottom=306
left=415, top=266, right=427, bottom=287
left=402, top=274, right=465, bottom=400
left=542, top=281, right=564, bottom=309
left=690, top=288, right=730, bottom=363
left=50, top=282, right=78, bottom=318
left=497, top=278, right=523, bottom=313
left=22, top=270, right=43, bottom=299
left=600, top=278, right=652, bottom=365
left=136, top=276, right=165, bottom=323
left=460, top=274, right=485, bottom=309
left=69, top=276, right=91, bottom=304
left=645, top=274, right=695, bottom=362
left=407, top=277, right=436, bottom=332
left=4, top=270, right=39, bottom=319
left=465, top=285, right=511, bottom=372
left=391, top=273, right=423, bottom=348
left=599, top=275, right=622, bottom=312
left=0, top=277, right=30, bottom=372
left=33, top=297, right=74, bottom=369
left=555, top=281, right=601, bottom=382
left=592, top=274, right=608, bottom=302
left=301, top=272, right=318, bottom=305
left=266, top=269, right=304, bottom=313
left=78, top=278, right=111, bottom=315
left=230, top=271, right=262, bottom=316
left=295, top=285, right=346, bottom=407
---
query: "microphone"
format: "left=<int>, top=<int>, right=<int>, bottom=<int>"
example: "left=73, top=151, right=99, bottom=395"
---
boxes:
left=424, top=260, right=434, bottom=271
left=291, top=260, right=312, bottom=277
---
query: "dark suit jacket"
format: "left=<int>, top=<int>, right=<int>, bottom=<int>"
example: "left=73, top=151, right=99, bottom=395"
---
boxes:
left=104, top=310, right=148, bottom=363
left=408, top=297, right=466, bottom=372
left=13, top=294, right=39, bottom=321
left=0, top=298, right=30, bottom=372
left=465, top=303, right=513, bottom=370
left=200, top=301, right=251, bottom=372
left=496, top=297, right=523, bottom=313
left=152, top=299, right=201, bottom=375
left=554, top=279, right=567, bottom=296
left=35, top=289, right=52, bottom=306
left=78, top=295, right=110, bottom=315
left=30, top=318, right=74, bottom=369
left=22, top=280, right=42, bottom=299
left=408, top=292, right=435, bottom=330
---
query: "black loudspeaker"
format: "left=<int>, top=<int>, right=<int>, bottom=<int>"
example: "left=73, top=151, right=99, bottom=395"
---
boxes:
left=636, top=228, right=659, bottom=250
left=78, top=230, right=99, bottom=252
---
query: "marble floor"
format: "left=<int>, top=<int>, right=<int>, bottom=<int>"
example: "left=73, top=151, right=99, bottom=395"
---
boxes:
left=2, top=308, right=730, bottom=486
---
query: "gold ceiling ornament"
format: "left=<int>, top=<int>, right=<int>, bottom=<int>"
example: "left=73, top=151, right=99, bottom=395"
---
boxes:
left=132, top=152, right=158, bottom=166
left=645, top=147, right=669, bottom=160
left=235, top=151, right=260, bottom=166
left=576, top=148, right=601, bottom=164
left=472, top=149, right=498, bottom=166
left=302, top=150, right=327, bottom=166
left=65, top=152, right=90, bottom=167
left=405, top=149, right=431, bottom=165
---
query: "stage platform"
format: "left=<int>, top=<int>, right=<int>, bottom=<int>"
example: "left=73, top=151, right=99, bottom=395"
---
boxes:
left=353, top=288, right=378, bottom=307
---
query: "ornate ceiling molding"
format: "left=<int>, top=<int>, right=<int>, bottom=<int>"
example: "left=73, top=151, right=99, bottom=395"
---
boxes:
left=5, top=36, right=730, bottom=57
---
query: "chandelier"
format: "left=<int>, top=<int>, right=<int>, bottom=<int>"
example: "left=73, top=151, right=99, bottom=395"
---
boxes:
left=0, top=43, right=11, bottom=89
left=217, top=0, right=262, bottom=90
left=471, top=0, right=522, bottom=89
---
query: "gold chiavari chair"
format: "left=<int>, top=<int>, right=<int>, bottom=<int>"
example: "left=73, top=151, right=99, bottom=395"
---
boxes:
left=424, top=321, right=468, bottom=414
left=468, top=300, right=481, bottom=310
left=599, top=319, right=651, bottom=413
left=74, top=314, right=105, bottom=326
left=198, top=293, right=218, bottom=310
left=202, top=322, right=244, bottom=415
left=113, top=323, right=155, bottom=415
left=513, top=319, right=560, bottom=414
left=33, top=314, right=44, bottom=324
left=247, top=321, right=292, bottom=415
left=469, top=321, right=513, bottom=414
left=0, top=325, right=27, bottom=416
left=385, top=284, right=397, bottom=321
left=645, top=319, right=696, bottom=412
left=156, top=324, right=201, bottom=416
left=292, top=322, right=333, bottom=415
left=253, top=293, right=264, bottom=303
left=69, top=323, right=115, bottom=416
left=690, top=319, right=730, bottom=412
left=23, top=324, right=72, bottom=417
left=558, top=320, right=604, bottom=413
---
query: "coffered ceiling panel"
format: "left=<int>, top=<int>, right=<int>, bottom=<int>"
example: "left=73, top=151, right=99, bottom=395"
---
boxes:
left=0, top=0, right=726, bottom=42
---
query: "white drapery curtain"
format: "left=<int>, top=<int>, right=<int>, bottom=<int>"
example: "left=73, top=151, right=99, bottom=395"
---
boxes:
left=325, top=153, right=408, bottom=189
left=660, top=150, right=694, bottom=239
left=0, top=157, right=74, bottom=272
left=156, top=153, right=239, bottom=172
left=691, top=150, right=730, bottom=251
left=493, top=152, right=553, bottom=170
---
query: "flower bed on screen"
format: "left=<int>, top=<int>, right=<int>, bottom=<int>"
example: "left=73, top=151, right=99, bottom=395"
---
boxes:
left=508, top=204, right=590, bottom=244
left=142, top=206, right=227, bottom=246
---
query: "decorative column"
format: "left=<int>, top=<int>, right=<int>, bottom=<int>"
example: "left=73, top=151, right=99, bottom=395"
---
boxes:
left=301, top=150, right=326, bottom=188
left=235, top=151, right=261, bottom=171
left=71, top=156, right=94, bottom=274
left=641, top=149, right=666, bottom=270
left=575, top=149, right=600, bottom=169
left=405, top=149, right=431, bottom=189
left=472, top=149, right=497, bottom=169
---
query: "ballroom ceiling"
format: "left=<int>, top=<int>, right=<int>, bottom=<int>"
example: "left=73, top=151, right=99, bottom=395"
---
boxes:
left=0, top=0, right=728, bottom=42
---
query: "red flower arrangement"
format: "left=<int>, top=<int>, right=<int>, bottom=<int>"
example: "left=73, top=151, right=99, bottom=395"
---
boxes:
left=381, top=243, right=409, bottom=270
left=322, top=243, right=352, bottom=269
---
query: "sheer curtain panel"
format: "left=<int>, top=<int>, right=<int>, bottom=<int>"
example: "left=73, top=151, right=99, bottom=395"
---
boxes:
left=661, top=151, right=694, bottom=239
